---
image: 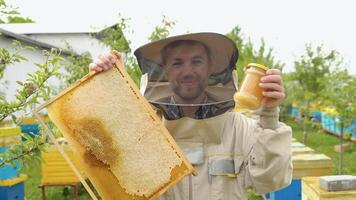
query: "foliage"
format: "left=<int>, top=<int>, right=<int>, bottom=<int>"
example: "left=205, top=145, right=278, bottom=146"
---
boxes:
left=0, top=1, right=64, bottom=170
left=284, top=44, right=343, bottom=117
left=226, top=26, right=284, bottom=81
left=0, top=40, right=31, bottom=79
left=97, top=15, right=176, bottom=86
left=0, top=134, right=47, bottom=170
left=0, top=48, right=62, bottom=169
left=0, top=0, right=34, bottom=23
left=324, top=69, right=356, bottom=127
left=0, top=49, right=63, bottom=122
left=97, top=16, right=131, bottom=53
left=6, top=15, right=33, bottom=23
left=61, top=47, right=92, bottom=88
left=292, top=44, right=341, bottom=106
left=96, top=16, right=142, bottom=85
left=148, top=16, right=176, bottom=42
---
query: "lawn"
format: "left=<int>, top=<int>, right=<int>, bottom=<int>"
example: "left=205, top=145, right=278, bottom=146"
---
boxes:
left=22, top=118, right=354, bottom=199
left=23, top=161, right=90, bottom=200
left=287, top=118, right=356, bottom=175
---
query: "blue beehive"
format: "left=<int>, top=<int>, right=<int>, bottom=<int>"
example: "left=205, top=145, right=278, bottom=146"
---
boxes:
left=351, top=120, right=356, bottom=141
left=0, top=147, right=20, bottom=180
left=19, top=117, right=40, bottom=140
left=311, top=111, right=322, bottom=124
left=322, top=113, right=326, bottom=130
left=291, top=107, right=300, bottom=118
left=345, top=119, right=356, bottom=134
left=0, top=174, right=26, bottom=200
left=0, top=127, right=22, bottom=180
left=269, top=179, right=301, bottom=200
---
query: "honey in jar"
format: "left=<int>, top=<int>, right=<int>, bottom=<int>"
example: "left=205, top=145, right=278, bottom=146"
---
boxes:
left=234, top=63, right=269, bottom=110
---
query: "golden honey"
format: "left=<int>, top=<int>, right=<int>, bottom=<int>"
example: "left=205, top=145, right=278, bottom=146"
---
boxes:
left=234, top=63, right=269, bottom=110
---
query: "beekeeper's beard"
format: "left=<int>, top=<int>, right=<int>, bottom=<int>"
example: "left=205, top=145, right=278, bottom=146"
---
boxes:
left=170, top=74, right=208, bottom=103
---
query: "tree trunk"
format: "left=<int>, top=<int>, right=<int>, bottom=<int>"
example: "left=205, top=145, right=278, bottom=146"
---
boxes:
left=302, top=103, right=311, bottom=144
left=303, top=118, right=308, bottom=144
left=338, top=123, right=344, bottom=175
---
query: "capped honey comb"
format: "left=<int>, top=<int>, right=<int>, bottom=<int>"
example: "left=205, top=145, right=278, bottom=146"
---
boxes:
left=44, top=61, right=195, bottom=200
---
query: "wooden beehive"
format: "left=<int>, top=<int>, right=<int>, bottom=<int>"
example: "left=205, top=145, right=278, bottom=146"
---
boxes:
left=292, top=153, right=333, bottom=179
left=0, top=127, right=21, bottom=147
left=292, top=146, right=315, bottom=155
left=39, top=60, right=195, bottom=200
left=41, top=138, right=85, bottom=184
left=302, top=177, right=356, bottom=200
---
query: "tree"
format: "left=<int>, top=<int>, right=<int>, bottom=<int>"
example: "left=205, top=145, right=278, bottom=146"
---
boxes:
left=226, top=26, right=284, bottom=86
left=97, top=15, right=176, bottom=86
left=60, top=48, right=92, bottom=88
left=323, top=69, right=356, bottom=174
left=287, top=44, right=342, bottom=144
left=0, top=2, right=62, bottom=169
left=148, top=16, right=176, bottom=42
left=0, top=0, right=34, bottom=24
left=96, top=16, right=143, bottom=85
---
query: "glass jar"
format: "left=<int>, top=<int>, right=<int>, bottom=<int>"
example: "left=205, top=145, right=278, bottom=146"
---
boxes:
left=234, top=63, right=269, bottom=110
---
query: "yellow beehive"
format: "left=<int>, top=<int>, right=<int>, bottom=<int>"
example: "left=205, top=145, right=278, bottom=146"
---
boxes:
left=37, top=59, right=195, bottom=200
left=21, top=115, right=50, bottom=124
left=21, top=117, right=38, bottom=124
left=292, top=146, right=315, bottom=155
left=41, top=138, right=85, bottom=184
left=302, top=176, right=356, bottom=200
left=0, top=174, right=27, bottom=186
left=293, top=153, right=333, bottom=179
left=292, top=141, right=306, bottom=148
left=0, top=127, right=22, bottom=147
left=0, top=119, right=13, bottom=127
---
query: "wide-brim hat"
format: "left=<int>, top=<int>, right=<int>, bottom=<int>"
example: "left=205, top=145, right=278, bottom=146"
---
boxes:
left=134, top=32, right=239, bottom=83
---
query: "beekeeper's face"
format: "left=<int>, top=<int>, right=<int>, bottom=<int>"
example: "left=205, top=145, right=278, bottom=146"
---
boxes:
left=162, top=41, right=211, bottom=102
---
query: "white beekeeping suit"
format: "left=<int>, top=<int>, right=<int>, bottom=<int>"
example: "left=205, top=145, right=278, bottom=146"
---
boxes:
left=134, top=32, right=292, bottom=200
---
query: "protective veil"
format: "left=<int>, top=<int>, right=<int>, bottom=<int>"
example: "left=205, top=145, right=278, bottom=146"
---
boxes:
left=134, top=32, right=238, bottom=120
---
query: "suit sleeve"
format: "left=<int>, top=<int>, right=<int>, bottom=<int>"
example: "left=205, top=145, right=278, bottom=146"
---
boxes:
left=242, top=107, right=293, bottom=195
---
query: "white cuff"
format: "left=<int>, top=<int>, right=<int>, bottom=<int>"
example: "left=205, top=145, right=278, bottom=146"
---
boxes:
left=257, top=107, right=279, bottom=130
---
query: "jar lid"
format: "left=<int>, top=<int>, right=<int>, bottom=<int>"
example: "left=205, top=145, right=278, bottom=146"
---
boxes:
left=247, top=63, right=270, bottom=71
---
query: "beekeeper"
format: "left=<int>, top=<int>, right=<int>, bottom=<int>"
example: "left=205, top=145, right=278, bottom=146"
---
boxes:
left=89, top=32, right=292, bottom=200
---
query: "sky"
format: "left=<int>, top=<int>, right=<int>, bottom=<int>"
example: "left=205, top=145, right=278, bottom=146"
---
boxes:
left=10, top=0, right=356, bottom=74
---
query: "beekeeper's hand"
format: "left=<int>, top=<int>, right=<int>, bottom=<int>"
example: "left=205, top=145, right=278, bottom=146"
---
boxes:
left=259, top=68, right=285, bottom=108
left=89, top=50, right=124, bottom=72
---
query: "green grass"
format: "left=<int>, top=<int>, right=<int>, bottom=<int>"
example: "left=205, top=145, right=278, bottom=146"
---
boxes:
left=287, top=118, right=356, bottom=175
left=23, top=160, right=91, bottom=200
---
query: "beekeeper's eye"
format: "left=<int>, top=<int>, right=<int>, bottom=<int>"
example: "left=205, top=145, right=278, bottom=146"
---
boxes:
left=172, top=61, right=183, bottom=67
left=192, top=59, right=203, bottom=65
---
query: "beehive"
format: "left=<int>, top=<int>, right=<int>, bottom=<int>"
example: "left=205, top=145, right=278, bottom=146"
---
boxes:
left=41, top=138, right=85, bottom=184
left=302, top=176, right=356, bottom=200
left=0, top=174, right=27, bottom=200
left=292, top=141, right=306, bottom=148
left=292, top=154, right=333, bottom=179
left=0, top=127, right=21, bottom=147
left=292, top=146, right=315, bottom=155
left=39, top=60, right=195, bottom=200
